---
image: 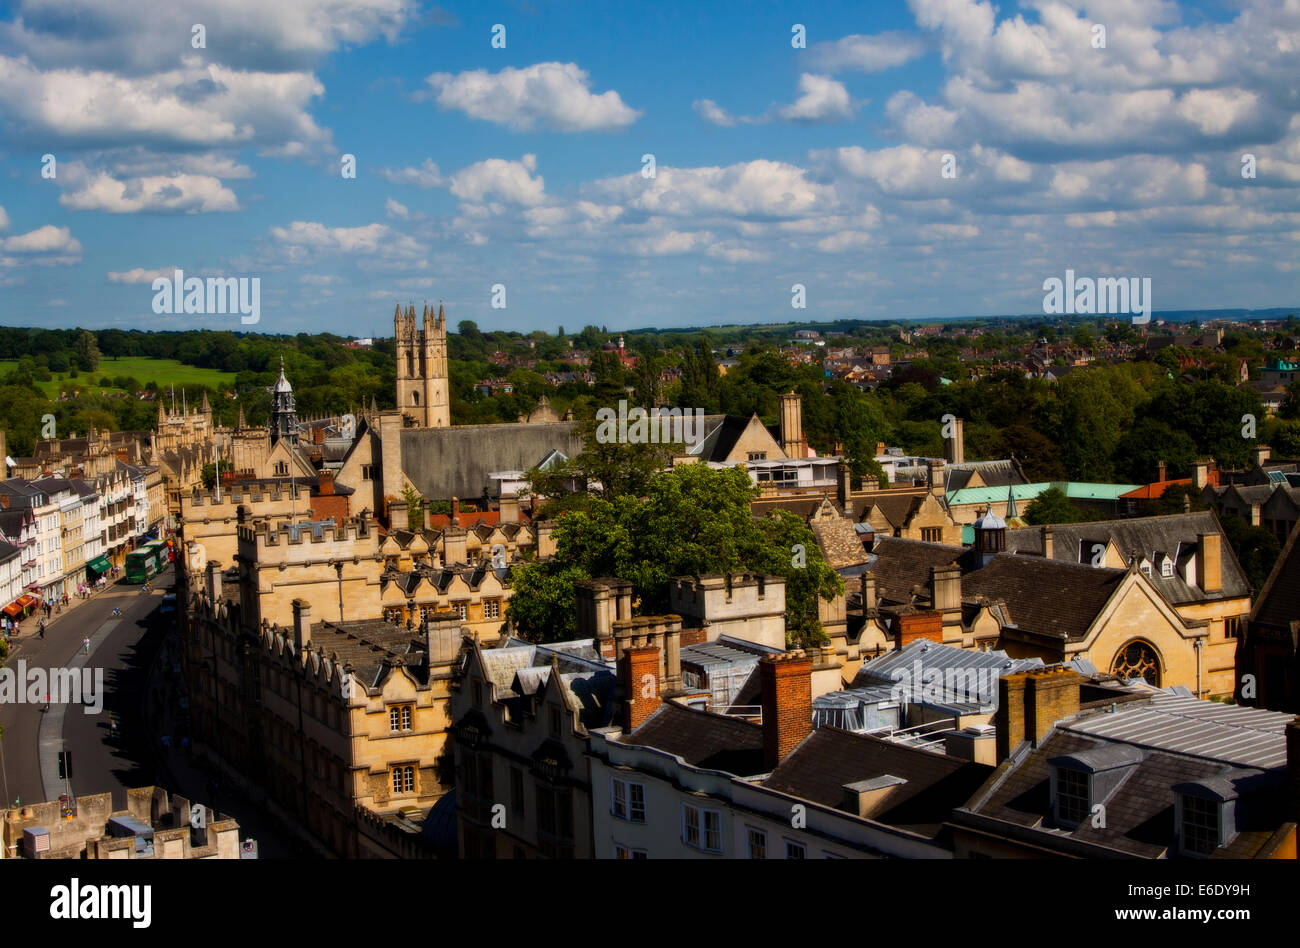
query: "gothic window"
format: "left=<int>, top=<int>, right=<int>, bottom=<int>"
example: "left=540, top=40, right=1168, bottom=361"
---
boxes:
left=407, top=352, right=415, bottom=377
left=412, top=391, right=420, bottom=406
left=1111, top=641, right=1161, bottom=686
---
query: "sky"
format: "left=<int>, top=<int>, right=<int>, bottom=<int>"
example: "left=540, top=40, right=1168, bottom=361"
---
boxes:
left=0, top=0, right=1296, bottom=337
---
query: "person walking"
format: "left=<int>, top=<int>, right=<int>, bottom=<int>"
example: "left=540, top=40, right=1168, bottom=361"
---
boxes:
left=82, top=636, right=90, bottom=654
left=38, top=619, right=45, bottom=639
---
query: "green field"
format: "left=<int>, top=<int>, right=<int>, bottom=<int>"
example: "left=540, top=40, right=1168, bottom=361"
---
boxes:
left=0, top=357, right=236, bottom=399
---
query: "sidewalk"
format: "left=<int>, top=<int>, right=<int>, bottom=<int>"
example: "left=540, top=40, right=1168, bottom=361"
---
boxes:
left=4, top=573, right=122, bottom=659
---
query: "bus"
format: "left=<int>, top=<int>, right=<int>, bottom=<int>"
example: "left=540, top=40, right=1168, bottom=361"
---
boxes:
left=124, top=547, right=157, bottom=584
left=124, top=539, right=170, bottom=584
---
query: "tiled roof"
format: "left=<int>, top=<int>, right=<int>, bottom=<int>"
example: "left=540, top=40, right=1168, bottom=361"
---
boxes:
left=623, top=702, right=766, bottom=776
left=763, top=727, right=992, bottom=835
left=1252, top=521, right=1300, bottom=632
left=864, top=536, right=964, bottom=606
left=962, top=554, right=1124, bottom=642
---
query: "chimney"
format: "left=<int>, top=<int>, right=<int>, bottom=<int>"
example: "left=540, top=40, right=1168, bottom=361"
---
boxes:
left=621, top=645, right=662, bottom=732
left=1040, top=525, right=1054, bottom=559
left=779, top=392, right=804, bottom=459
left=930, top=564, right=962, bottom=613
left=1197, top=532, right=1222, bottom=593
left=927, top=458, right=946, bottom=497
left=499, top=491, right=519, bottom=524
left=664, top=622, right=682, bottom=695
left=292, top=598, right=312, bottom=652
left=450, top=496, right=460, bottom=524
left=1193, top=460, right=1210, bottom=490
left=205, top=560, right=223, bottom=602
left=860, top=572, right=877, bottom=612
left=836, top=461, right=852, bottom=516
left=317, top=470, right=334, bottom=496
left=425, top=609, right=463, bottom=665
left=760, top=651, right=813, bottom=771
left=1023, top=667, right=1081, bottom=747
left=944, top=418, right=965, bottom=465
left=1253, top=445, right=1271, bottom=467
left=996, top=673, right=1027, bottom=760
left=1156, top=459, right=1167, bottom=483
left=576, top=579, right=617, bottom=658
left=944, top=724, right=997, bottom=765
left=535, top=521, right=556, bottom=559
left=442, top=526, right=467, bottom=565
left=894, top=610, right=943, bottom=647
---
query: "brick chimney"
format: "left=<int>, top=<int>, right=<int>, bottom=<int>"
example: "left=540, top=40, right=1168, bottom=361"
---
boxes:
left=928, top=458, right=946, bottom=497
left=836, top=461, right=852, bottom=516
left=621, top=645, right=662, bottom=732
left=779, top=392, right=804, bottom=459
left=944, top=418, right=965, bottom=465
left=1196, top=532, right=1222, bottom=593
left=1040, top=525, right=1054, bottom=560
left=894, top=609, right=943, bottom=647
left=292, top=598, right=312, bottom=652
left=996, top=667, right=1082, bottom=760
left=1156, top=459, right=1167, bottom=483
left=760, top=651, right=813, bottom=770
left=450, top=496, right=460, bottom=524
left=317, top=470, right=334, bottom=496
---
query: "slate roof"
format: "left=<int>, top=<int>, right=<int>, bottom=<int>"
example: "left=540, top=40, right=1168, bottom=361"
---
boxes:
left=309, top=618, right=430, bottom=691
left=400, top=422, right=585, bottom=502
left=1004, top=512, right=1251, bottom=604
left=809, top=505, right=868, bottom=569
left=623, top=702, right=766, bottom=776
left=763, top=726, right=993, bottom=836
left=945, top=459, right=1026, bottom=492
left=962, top=694, right=1296, bottom=857
left=864, top=536, right=964, bottom=606
left=961, top=554, right=1125, bottom=642
left=477, top=638, right=617, bottom=730
left=1252, top=520, right=1300, bottom=632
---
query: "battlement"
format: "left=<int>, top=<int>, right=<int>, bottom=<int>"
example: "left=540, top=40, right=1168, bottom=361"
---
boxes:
left=237, top=515, right=377, bottom=548
left=183, top=484, right=309, bottom=510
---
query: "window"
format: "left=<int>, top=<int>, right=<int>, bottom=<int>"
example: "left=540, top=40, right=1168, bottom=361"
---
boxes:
left=391, top=765, right=415, bottom=795
left=614, top=845, right=648, bottom=859
left=921, top=527, right=942, bottom=543
left=274, top=461, right=289, bottom=477
left=1054, top=767, right=1090, bottom=825
left=510, top=768, right=525, bottom=816
left=1181, top=795, right=1221, bottom=856
left=1224, top=616, right=1243, bottom=639
left=784, top=840, right=805, bottom=859
left=361, top=464, right=376, bottom=481
left=611, top=778, right=647, bottom=823
left=1161, top=558, right=1174, bottom=578
left=747, top=451, right=767, bottom=461
left=747, top=828, right=766, bottom=859
left=484, top=599, right=500, bottom=620
left=389, top=704, right=412, bottom=732
left=682, top=803, right=722, bottom=853
left=454, top=602, right=468, bottom=620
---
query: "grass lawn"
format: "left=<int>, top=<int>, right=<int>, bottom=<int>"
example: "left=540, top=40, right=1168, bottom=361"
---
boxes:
left=0, top=357, right=236, bottom=399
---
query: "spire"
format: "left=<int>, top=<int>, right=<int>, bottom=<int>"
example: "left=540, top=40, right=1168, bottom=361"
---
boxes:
left=1006, top=483, right=1018, bottom=520
left=237, top=404, right=247, bottom=429
left=157, top=400, right=167, bottom=427
left=201, top=390, right=211, bottom=413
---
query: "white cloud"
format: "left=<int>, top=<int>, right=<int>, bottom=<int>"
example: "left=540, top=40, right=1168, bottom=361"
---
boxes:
left=811, top=31, right=928, bottom=72
left=379, top=159, right=444, bottom=188
left=426, top=62, right=640, bottom=132
left=58, top=166, right=239, bottom=213
left=385, top=198, right=410, bottom=219
left=108, top=267, right=178, bottom=284
left=449, top=155, right=545, bottom=206
left=0, top=206, right=8, bottom=230
left=776, top=74, right=855, bottom=123
left=693, top=99, right=737, bottom=127
left=2, top=225, right=81, bottom=254
left=592, top=160, right=836, bottom=219
left=269, top=221, right=426, bottom=260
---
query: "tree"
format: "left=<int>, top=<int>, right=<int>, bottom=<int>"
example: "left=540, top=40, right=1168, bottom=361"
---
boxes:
left=509, top=466, right=841, bottom=647
left=200, top=463, right=217, bottom=490
left=1024, top=487, right=1088, bottom=525
left=1220, top=514, right=1281, bottom=593
left=527, top=409, right=674, bottom=508
left=74, top=329, right=101, bottom=372
left=400, top=483, right=424, bottom=530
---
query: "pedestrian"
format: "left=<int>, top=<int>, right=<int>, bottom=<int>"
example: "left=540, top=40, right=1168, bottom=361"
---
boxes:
left=82, top=636, right=90, bottom=654
left=38, top=619, right=45, bottom=639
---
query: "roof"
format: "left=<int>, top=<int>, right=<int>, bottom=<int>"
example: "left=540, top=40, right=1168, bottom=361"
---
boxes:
left=947, top=481, right=1141, bottom=508
left=961, top=554, right=1126, bottom=642
left=622, top=702, right=766, bottom=776
left=763, top=727, right=993, bottom=836
left=865, top=536, right=964, bottom=606
left=400, top=422, right=584, bottom=502
left=944, top=459, right=1025, bottom=492
left=963, top=693, right=1296, bottom=857
left=1004, top=512, right=1251, bottom=604
left=1251, top=520, right=1300, bottom=632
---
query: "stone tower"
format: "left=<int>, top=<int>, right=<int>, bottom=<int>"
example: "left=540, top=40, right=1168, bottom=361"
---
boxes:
left=270, top=356, right=298, bottom=446
left=394, top=302, right=450, bottom=428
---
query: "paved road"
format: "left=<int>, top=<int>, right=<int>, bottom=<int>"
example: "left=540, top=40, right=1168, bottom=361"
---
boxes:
left=1, top=565, right=297, bottom=856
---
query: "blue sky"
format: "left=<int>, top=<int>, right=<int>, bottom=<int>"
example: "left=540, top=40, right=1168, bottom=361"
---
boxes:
left=0, top=0, right=1295, bottom=336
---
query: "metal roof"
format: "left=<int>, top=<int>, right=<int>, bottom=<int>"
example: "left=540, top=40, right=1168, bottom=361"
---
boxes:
left=1064, top=693, right=1294, bottom=770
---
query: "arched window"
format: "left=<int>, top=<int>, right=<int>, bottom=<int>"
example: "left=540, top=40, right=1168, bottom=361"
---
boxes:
left=412, top=391, right=420, bottom=406
left=1111, top=640, right=1161, bottom=686
left=406, top=352, right=415, bottom=377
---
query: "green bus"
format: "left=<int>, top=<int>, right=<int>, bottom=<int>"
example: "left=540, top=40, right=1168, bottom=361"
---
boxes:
left=125, top=540, right=170, bottom=584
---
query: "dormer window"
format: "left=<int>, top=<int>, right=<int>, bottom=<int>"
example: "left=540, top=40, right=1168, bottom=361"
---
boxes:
left=1179, top=793, right=1221, bottom=856
left=1160, top=557, right=1174, bottom=578
left=1053, top=767, right=1091, bottom=826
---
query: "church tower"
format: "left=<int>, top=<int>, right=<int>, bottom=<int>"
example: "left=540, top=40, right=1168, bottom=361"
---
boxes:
left=394, top=302, right=450, bottom=428
left=270, top=356, right=298, bottom=446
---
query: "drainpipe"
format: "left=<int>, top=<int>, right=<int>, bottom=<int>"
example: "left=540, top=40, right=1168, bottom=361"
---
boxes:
left=1195, top=637, right=1203, bottom=698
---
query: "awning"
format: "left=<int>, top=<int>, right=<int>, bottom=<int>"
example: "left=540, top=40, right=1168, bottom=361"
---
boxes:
left=87, top=556, right=113, bottom=575
left=3, top=603, right=20, bottom=617
left=16, top=594, right=39, bottom=610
